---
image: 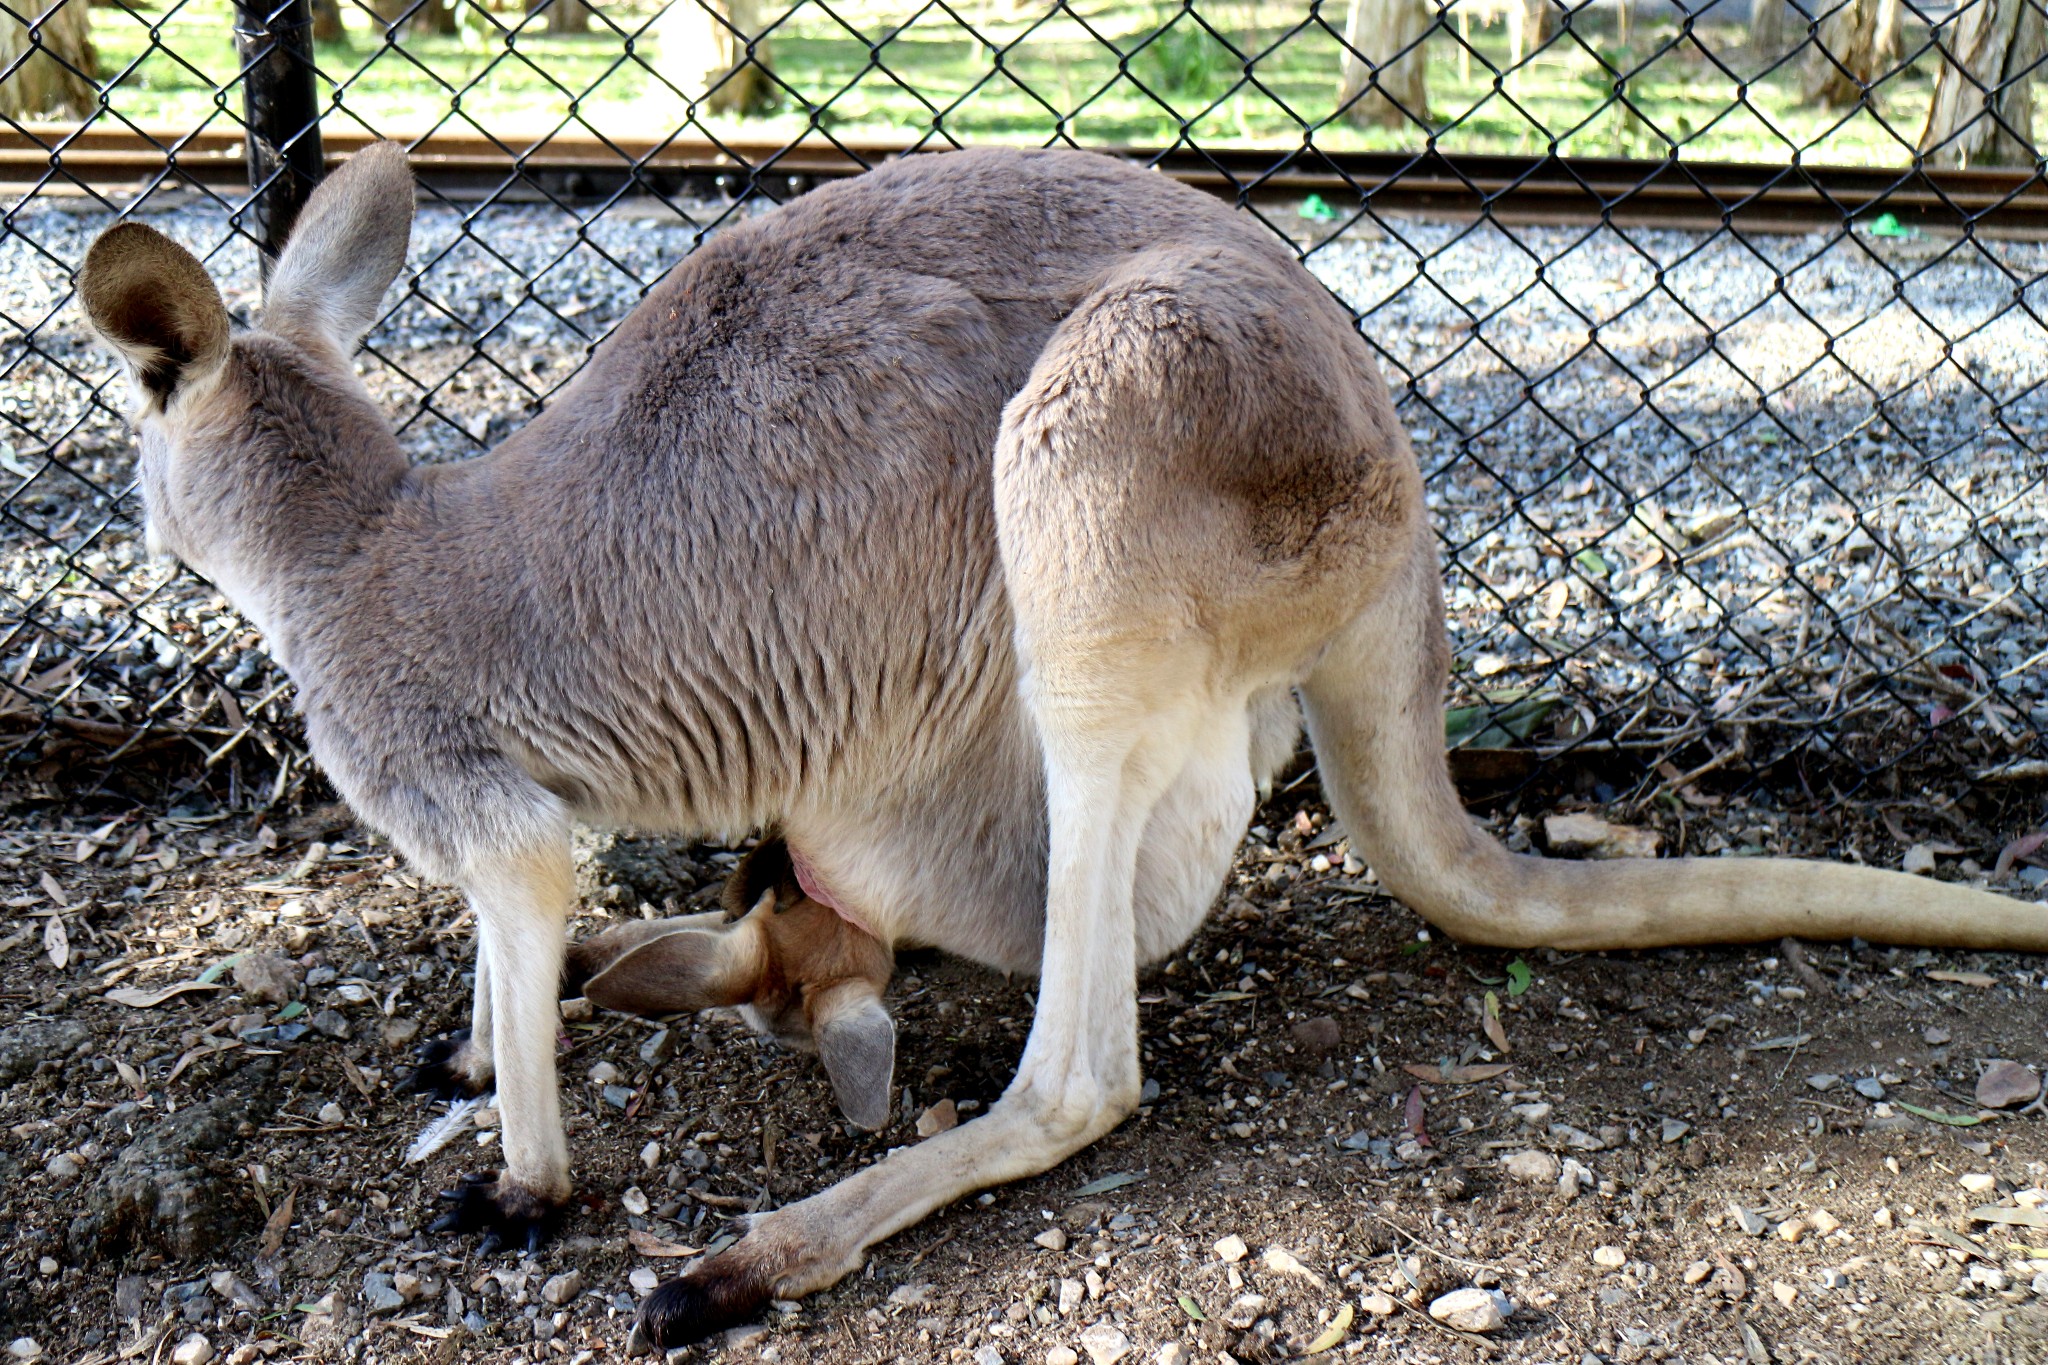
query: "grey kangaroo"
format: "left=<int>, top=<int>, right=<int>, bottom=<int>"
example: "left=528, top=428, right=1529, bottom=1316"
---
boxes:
left=78, top=141, right=2048, bottom=1351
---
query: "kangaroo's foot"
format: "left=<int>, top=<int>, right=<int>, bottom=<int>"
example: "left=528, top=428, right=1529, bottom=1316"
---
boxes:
left=428, top=1171, right=566, bottom=1255
left=407, top=1029, right=493, bottom=1100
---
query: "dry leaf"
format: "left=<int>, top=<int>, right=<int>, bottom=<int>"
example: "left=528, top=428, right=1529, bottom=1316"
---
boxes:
left=105, top=980, right=223, bottom=1008
left=1926, top=969, right=1995, bottom=988
left=628, top=1229, right=702, bottom=1259
left=1304, top=1301, right=1354, bottom=1355
left=341, top=1057, right=376, bottom=1100
left=1481, top=991, right=1511, bottom=1055
left=1995, top=831, right=2047, bottom=877
left=114, top=1058, right=146, bottom=1096
left=257, top=1186, right=296, bottom=1261
left=1401, top=1062, right=1514, bottom=1085
left=43, top=915, right=68, bottom=970
left=38, top=870, right=67, bottom=907
left=1403, top=1084, right=1430, bottom=1147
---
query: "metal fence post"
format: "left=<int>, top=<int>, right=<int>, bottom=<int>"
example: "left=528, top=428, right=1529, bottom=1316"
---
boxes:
left=232, top=0, right=325, bottom=288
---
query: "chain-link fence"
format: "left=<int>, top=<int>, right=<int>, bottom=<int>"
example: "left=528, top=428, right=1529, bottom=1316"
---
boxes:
left=1, top=0, right=2044, bottom=822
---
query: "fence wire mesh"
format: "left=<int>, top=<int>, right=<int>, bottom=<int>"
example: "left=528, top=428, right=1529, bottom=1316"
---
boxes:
left=0, top=0, right=2044, bottom=828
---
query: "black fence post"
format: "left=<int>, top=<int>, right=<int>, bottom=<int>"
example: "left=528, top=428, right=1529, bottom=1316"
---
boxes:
left=232, top=0, right=325, bottom=288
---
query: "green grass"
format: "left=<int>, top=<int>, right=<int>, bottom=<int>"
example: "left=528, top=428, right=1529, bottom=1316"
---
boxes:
left=80, top=0, right=1945, bottom=166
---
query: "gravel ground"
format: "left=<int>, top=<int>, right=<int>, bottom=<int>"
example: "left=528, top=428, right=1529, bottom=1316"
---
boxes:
left=0, top=784, right=2044, bottom=1365
left=2, top=180, right=2043, bottom=806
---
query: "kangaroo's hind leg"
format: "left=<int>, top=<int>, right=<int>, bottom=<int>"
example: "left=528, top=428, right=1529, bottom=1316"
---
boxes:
left=625, top=238, right=1414, bottom=1352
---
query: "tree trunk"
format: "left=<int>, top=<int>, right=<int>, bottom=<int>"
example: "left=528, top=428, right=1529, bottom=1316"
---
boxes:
left=528, top=0, right=592, bottom=34
left=418, top=0, right=458, bottom=34
left=0, top=0, right=96, bottom=120
left=1921, top=0, right=2047, bottom=166
left=1337, top=0, right=1431, bottom=128
left=1748, top=0, right=1793, bottom=59
left=1806, top=0, right=1898, bottom=104
left=310, top=0, right=343, bottom=42
left=656, top=0, right=768, bottom=114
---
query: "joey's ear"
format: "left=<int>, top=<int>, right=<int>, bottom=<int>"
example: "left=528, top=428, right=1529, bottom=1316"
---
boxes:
left=808, top=980, right=896, bottom=1132
left=262, top=141, right=414, bottom=351
left=562, top=910, right=727, bottom=999
left=78, top=223, right=231, bottom=406
left=579, top=910, right=768, bottom=1017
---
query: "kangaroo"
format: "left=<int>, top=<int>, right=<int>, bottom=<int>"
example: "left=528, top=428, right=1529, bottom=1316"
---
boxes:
left=77, top=141, right=2048, bottom=1352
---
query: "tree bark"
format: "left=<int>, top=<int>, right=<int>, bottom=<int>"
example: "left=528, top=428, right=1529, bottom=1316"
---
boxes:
left=1512, top=0, right=1553, bottom=63
left=1337, top=0, right=1431, bottom=128
left=310, top=0, right=343, bottom=43
left=1920, top=0, right=2047, bottom=166
left=1806, top=0, right=1899, bottom=104
left=528, top=0, right=592, bottom=34
left=0, top=0, right=96, bottom=120
left=1748, top=0, right=1793, bottom=59
left=656, top=0, right=768, bottom=114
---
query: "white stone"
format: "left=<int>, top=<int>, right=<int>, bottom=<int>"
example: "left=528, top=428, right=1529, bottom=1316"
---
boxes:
left=170, top=1335, right=214, bottom=1365
left=1079, top=1323, right=1132, bottom=1365
left=1427, top=1287, right=1509, bottom=1333
left=1034, top=1228, right=1069, bottom=1252
left=6, top=1341, right=42, bottom=1363
left=1592, top=1246, right=1626, bottom=1268
left=1961, top=1173, right=1999, bottom=1194
left=1360, top=1291, right=1398, bottom=1315
left=629, top=1267, right=659, bottom=1295
left=1501, top=1150, right=1561, bottom=1185
left=1213, top=1234, right=1249, bottom=1263
left=1045, top=1349, right=1079, bottom=1365
left=621, top=1186, right=651, bottom=1216
left=1058, top=1278, right=1085, bottom=1314
left=1152, top=1346, right=1185, bottom=1365
left=972, top=1349, right=1004, bottom=1365
left=542, top=1271, right=583, bottom=1306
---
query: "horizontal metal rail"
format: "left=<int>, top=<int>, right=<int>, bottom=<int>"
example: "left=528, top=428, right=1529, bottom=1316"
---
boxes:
left=8, top=125, right=2048, bottom=234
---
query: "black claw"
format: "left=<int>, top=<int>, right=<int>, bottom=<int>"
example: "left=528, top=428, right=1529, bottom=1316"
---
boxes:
left=409, top=1029, right=487, bottom=1100
left=632, top=1256, right=776, bottom=1352
left=427, top=1171, right=563, bottom=1254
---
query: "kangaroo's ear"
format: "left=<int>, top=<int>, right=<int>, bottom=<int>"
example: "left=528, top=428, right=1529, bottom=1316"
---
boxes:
left=78, top=223, right=230, bottom=407
left=722, top=838, right=796, bottom=917
left=578, top=907, right=769, bottom=1017
left=263, top=141, right=414, bottom=352
left=808, top=980, right=896, bottom=1132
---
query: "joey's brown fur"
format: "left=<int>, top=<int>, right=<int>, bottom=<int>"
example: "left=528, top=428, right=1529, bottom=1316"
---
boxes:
left=77, top=141, right=2048, bottom=1349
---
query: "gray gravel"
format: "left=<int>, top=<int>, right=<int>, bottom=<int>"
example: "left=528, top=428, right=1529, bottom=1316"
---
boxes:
left=3, top=188, right=2042, bottom=795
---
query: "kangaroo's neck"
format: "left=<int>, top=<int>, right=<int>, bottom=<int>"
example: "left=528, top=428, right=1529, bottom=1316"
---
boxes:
left=176, top=338, right=413, bottom=652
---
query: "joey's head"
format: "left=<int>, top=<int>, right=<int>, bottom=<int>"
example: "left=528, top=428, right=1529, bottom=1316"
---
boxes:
left=565, top=840, right=899, bottom=1131
left=76, top=143, right=416, bottom=607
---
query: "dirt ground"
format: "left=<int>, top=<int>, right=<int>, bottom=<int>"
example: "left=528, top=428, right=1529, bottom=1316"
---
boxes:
left=3, top=772, right=2047, bottom=1365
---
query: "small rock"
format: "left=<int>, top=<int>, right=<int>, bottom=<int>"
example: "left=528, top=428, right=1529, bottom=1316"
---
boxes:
left=1079, top=1323, right=1131, bottom=1365
left=170, top=1337, right=212, bottom=1365
left=1289, top=1017, right=1341, bottom=1053
left=308, top=1009, right=350, bottom=1040
left=6, top=1342, right=42, bottom=1363
left=1961, top=1173, right=1999, bottom=1194
left=35, top=1258, right=56, bottom=1278
left=1152, top=1347, right=1184, bottom=1365
left=1819, top=1269, right=1849, bottom=1289
left=915, top=1100, right=959, bottom=1138
left=1852, top=1077, right=1886, bottom=1101
left=1543, top=813, right=1661, bottom=859
left=1772, top=1281, right=1798, bottom=1308
left=2031, top=1272, right=2048, bottom=1297
left=1732, top=1204, right=1769, bottom=1237
left=44, top=1152, right=79, bottom=1184
left=1971, top=1265, right=2010, bottom=1291
left=1509, top=1102, right=1553, bottom=1127
left=381, top=1017, right=419, bottom=1049
left=1777, top=1218, right=1809, bottom=1244
left=1501, top=1150, right=1561, bottom=1185
left=362, top=1273, right=404, bottom=1315
left=1874, top=1207, right=1894, bottom=1229
left=317, top=1102, right=345, bottom=1126
left=542, top=1271, right=583, bottom=1306
left=1683, top=1260, right=1713, bottom=1285
left=588, top=1061, right=620, bottom=1085
left=1034, top=1228, right=1069, bottom=1252
left=1592, top=1246, right=1626, bottom=1268
left=232, top=953, right=300, bottom=1006
left=1809, top=1208, right=1841, bottom=1236
left=1427, top=1287, right=1510, bottom=1333
left=1262, top=1247, right=1315, bottom=1280
left=1805, top=1073, right=1840, bottom=1093
left=1660, top=1118, right=1690, bottom=1144
left=1221, top=1294, right=1268, bottom=1329
left=1977, top=1061, right=2043, bottom=1110
left=1213, top=1234, right=1249, bottom=1263
left=559, top=997, right=594, bottom=1023
left=641, top=1140, right=662, bottom=1170
left=1058, top=1278, right=1084, bottom=1314
left=1361, top=1291, right=1398, bottom=1315
left=629, top=1268, right=659, bottom=1295
left=621, top=1186, right=651, bottom=1216
left=972, top=1349, right=1003, bottom=1365
left=1045, top=1349, right=1079, bottom=1365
